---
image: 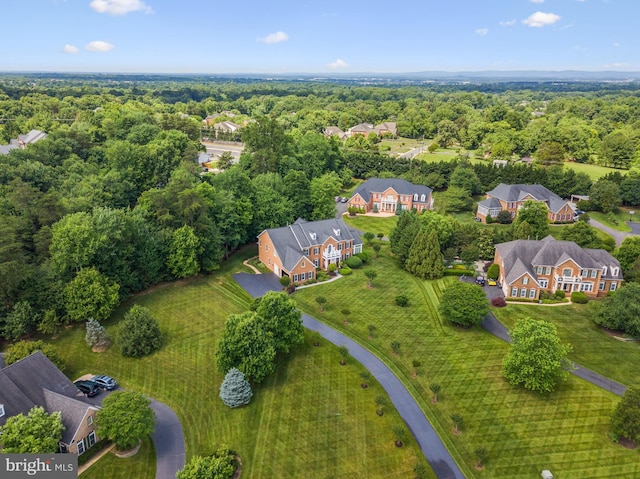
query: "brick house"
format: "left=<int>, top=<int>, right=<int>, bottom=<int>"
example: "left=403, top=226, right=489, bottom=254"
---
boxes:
left=323, top=126, right=347, bottom=140
left=348, top=178, right=434, bottom=213
left=345, top=122, right=397, bottom=138
left=257, top=218, right=363, bottom=282
left=494, top=236, right=623, bottom=300
left=0, top=351, right=100, bottom=455
left=476, top=183, right=575, bottom=223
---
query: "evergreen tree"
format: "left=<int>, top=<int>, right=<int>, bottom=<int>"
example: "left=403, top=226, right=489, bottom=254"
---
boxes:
left=610, top=387, right=640, bottom=442
left=219, top=368, right=253, bottom=408
left=405, top=229, right=444, bottom=279
left=389, top=211, right=421, bottom=265
left=85, top=318, right=109, bottom=347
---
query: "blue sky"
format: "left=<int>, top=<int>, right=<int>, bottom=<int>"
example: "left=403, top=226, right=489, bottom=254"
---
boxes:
left=1, top=0, right=637, bottom=73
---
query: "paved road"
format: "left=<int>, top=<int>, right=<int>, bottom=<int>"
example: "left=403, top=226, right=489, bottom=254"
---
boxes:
left=150, top=399, right=186, bottom=479
left=627, top=221, right=640, bottom=235
left=202, top=141, right=244, bottom=163
left=233, top=272, right=465, bottom=479
left=398, top=145, right=427, bottom=159
left=588, top=218, right=630, bottom=246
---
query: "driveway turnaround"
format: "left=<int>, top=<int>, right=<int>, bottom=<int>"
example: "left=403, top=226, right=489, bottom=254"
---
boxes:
left=150, top=399, right=186, bottom=479
left=588, top=218, right=630, bottom=247
left=233, top=272, right=465, bottom=479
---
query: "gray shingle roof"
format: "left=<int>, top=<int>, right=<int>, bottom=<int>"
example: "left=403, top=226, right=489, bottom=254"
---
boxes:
left=0, top=144, right=18, bottom=155
left=0, top=351, right=93, bottom=443
left=477, top=197, right=502, bottom=209
left=486, top=183, right=571, bottom=213
left=18, top=130, right=47, bottom=145
left=351, top=178, right=433, bottom=203
left=496, top=237, right=620, bottom=285
left=261, top=218, right=363, bottom=272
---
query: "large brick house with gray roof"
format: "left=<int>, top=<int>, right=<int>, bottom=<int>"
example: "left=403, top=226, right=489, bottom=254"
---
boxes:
left=347, top=178, right=433, bottom=214
left=494, top=236, right=623, bottom=300
left=258, top=218, right=363, bottom=282
left=476, top=183, right=575, bottom=223
left=0, top=351, right=100, bottom=455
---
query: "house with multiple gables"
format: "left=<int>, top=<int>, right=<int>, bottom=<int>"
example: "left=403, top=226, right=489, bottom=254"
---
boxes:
left=494, top=236, right=623, bottom=300
left=348, top=178, right=434, bottom=214
left=0, top=351, right=100, bottom=455
left=324, top=122, right=397, bottom=139
left=258, top=218, right=363, bottom=281
left=476, top=183, right=576, bottom=223
left=0, top=129, right=47, bottom=155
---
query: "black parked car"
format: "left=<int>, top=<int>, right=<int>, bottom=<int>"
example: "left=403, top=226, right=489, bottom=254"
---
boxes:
left=91, top=375, right=118, bottom=390
left=74, top=380, right=101, bottom=397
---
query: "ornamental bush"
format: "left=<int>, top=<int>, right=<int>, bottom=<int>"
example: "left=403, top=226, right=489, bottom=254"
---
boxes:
left=346, top=256, right=363, bottom=269
left=570, top=291, right=589, bottom=304
left=338, top=267, right=352, bottom=275
left=279, top=276, right=290, bottom=287
left=395, top=294, right=409, bottom=307
left=219, top=368, right=253, bottom=408
left=555, top=290, right=566, bottom=299
left=327, top=263, right=337, bottom=273
left=491, top=297, right=507, bottom=307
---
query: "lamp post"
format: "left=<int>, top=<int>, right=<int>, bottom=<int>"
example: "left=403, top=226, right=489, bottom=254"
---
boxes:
left=630, top=210, right=635, bottom=222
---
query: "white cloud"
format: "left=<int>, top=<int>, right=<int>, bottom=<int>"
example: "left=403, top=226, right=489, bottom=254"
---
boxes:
left=328, top=58, right=348, bottom=69
left=85, top=40, right=115, bottom=52
left=499, top=19, right=516, bottom=27
left=63, top=44, right=79, bottom=54
left=475, top=28, right=489, bottom=36
left=90, top=0, right=152, bottom=15
left=522, top=11, right=561, bottom=27
left=604, top=62, right=629, bottom=68
left=257, top=31, right=289, bottom=44
left=531, top=0, right=544, bottom=3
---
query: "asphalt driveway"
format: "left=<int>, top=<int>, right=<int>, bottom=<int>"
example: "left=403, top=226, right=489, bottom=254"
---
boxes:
left=233, top=272, right=465, bottom=479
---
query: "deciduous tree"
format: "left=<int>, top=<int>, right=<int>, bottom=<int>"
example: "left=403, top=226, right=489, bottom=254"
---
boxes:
left=502, top=318, right=573, bottom=393
left=176, top=447, right=236, bottom=479
left=610, top=387, right=640, bottom=443
left=253, top=291, right=303, bottom=354
left=594, top=283, right=640, bottom=338
left=438, top=281, right=489, bottom=327
left=64, top=267, right=120, bottom=322
left=0, top=406, right=64, bottom=453
left=97, top=391, right=155, bottom=451
left=513, top=200, right=549, bottom=240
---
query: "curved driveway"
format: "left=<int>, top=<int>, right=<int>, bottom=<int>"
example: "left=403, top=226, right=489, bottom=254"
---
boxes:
left=150, top=399, right=186, bottom=479
left=234, top=272, right=465, bottom=479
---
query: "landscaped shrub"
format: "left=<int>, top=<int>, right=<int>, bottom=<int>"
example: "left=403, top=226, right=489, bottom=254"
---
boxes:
left=487, top=263, right=500, bottom=280
left=443, top=269, right=475, bottom=276
left=279, top=276, right=290, bottom=287
left=496, top=210, right=513, bottom=224
left=339, top=267, right=352, bottom=275
left=327, top=263, right=337, bottom=273
left=316, top=270, right=330, bottom=281
left=491, top=297, right=507, bottom=307
left=555, top=290, right=566, bottom=299
left=395, top=294, right=409, bottom=307
left=219, top=368, right=253, bottom=408
left=304, top=278, right=318, bottom=285
left=570, top=291, right=589, bottom=304
left=286, top=283, right=296, bottom=294
left=356, top=252, right=371, bottom=263
left=346, top=256, right=363, bottom=269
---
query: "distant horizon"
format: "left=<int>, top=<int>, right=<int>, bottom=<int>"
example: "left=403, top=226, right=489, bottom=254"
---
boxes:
left=2, top=1, right=638, bottom=74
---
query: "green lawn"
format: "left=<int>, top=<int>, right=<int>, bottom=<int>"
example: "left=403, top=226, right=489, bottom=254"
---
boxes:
left=491, top=303, right=640, bottom=387
left=80, top=438, right=155, bottom=479
left=380, top=137, right=428, bottom=155
left=563, top=162, right=624, bottom=181
left=293, top=245, right=640, bottom=478
left=343, top=215, right=399, bottom=237
left=46, top=246, right=428, bottom=479
left=589, top=210, right=634, bottom=232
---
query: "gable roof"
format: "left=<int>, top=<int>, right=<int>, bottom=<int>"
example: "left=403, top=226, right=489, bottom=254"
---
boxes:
left=0, top=144, right=19, bottom=155
left=374, top=121, right=397, bottom=135
left=486, top=183, right=571, bottom=213
left=324, top=126, right=346, bottom=138
left=351, top=178, right=433, bottom=203
left=348, top=123, right=374, bottom=134
left=18, top=130, right=47, bottom=145
left=261, top=218, right=363, bottom=272
left=495, top=237, right=619, bottom=286
left=0, top=352, right=94, bottom=443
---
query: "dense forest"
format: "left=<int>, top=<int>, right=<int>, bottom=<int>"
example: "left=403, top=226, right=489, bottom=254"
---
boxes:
left=1, top=74, right=639, bottom=342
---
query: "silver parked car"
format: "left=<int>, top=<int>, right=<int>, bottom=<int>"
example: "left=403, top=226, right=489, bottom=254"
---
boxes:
left=91, top=375, right=118, bottom=390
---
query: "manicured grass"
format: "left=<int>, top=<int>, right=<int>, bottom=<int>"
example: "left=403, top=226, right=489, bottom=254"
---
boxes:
left=46, top=246, right=428, bottom=479
left=380, top=137, right=428, bottom=154
left=343, top=215, right=399, bottom=237
left=80, top=438, right=155, bottom=479
left=491, top=302, right=640, bottom=387
left=589, top=210, right=633, bottom=232
left=548, top=223, right=617, bottom=247
left=563, top=162, right=624, bottom=181
left=293, top=245, right=640, bottom=478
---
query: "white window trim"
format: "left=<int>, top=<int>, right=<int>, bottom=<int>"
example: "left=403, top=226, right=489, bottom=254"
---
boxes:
left=0, top=404, right=5, bottom=417
left=522, top=277, right=529, bottom=285
left=511, top=287, right=518, bottom=297
left=529, top=289, right=536, bottom=299
left=88, top=431, right=96, bottom=448
left=77, top=439, right=85, bottom=455
left=87, top=415, right=93, bottom=426
left=610, top=282, right=617, bottom=291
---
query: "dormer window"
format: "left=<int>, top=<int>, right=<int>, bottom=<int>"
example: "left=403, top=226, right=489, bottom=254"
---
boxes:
left=421, top=194, right=426, bottom=202
left=413, top=193, right=418, bottom=201
left=333, top=228, right=340, bottom=237
left=612, top=267, right=619, bottom=277
left=602, top=266, right=608, bottom=276
left=309, top=232, right=316, bottom=241
left=0, top=404, right=5, bottom=417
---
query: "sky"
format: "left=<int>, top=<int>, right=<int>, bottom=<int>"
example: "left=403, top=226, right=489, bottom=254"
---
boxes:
left=0, top=0, right=638, bottom=74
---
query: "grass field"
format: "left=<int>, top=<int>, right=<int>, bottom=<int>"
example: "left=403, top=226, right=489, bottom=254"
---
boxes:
left=80, top=439, right=155, bottom=479
left=563, top=162, right=623, bottom=181
left=589, top=210, right=634, bottom=232
left=492, top=303, right=640, bottom=387
left=46, top=247, right=428, bottom=479
left=293, top=245, right=640, bottom=478
left=343, top=215, right=398, bottom=237
left=380, top=137, right=427, bottom=154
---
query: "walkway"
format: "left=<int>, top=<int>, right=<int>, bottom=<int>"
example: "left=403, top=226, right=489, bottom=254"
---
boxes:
left=233, top=272, right=465, bottom=479
left=150, top=399, right=186, bottom=479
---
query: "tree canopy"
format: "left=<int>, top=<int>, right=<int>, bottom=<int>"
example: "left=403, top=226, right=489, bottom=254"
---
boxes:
left=594, top=283, right=640, bottom=338
left=610, top=387, right=640, bottom=443
left=502, top=318, right=573, bottom=393
left=438, top=281, right=489, bottom=327
left=97, top=391, right=155, bottom=451
left=0, top=406, right=64, bottom=453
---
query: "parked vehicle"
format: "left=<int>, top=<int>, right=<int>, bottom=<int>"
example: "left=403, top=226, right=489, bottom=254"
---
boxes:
left=341, top=197, right=348, bottom=203
left=488, top=279, right=497, bottom=286
left=475, top=276, right=486, bottom=286
left=91, top=375, right=118, bottom=390
left=74, top=380, right=101, bottom=397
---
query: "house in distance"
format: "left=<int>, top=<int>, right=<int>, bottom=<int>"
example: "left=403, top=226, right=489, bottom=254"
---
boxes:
left=347, top=178, right=434, bottom=214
